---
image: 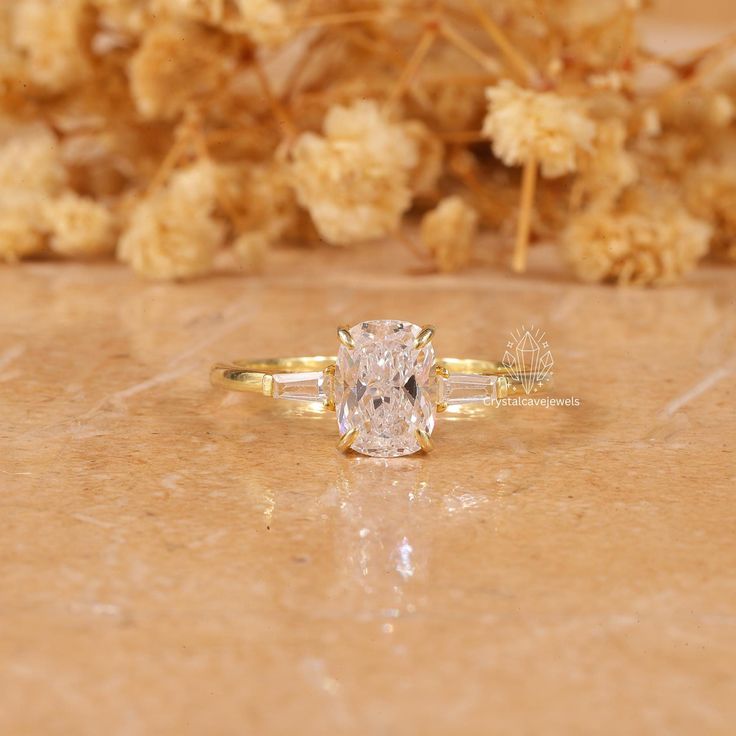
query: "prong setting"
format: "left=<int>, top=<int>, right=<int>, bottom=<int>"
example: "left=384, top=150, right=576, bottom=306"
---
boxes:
left=414, top=325, right=435, bottom=350
left=415, top=428, right=434, bottom=453
left=337, top=325, right=355, bottom=349
left=323, top=364, right=336, bottom=411
left=336, top=427, right=360, bottom=452
left=434, top=364, right=449, bottom=412
left=335, top=321, right=436, bottom=457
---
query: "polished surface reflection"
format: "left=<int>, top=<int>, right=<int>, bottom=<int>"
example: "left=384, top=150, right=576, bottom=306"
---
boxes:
left=1, top=242, right=735, bottom=734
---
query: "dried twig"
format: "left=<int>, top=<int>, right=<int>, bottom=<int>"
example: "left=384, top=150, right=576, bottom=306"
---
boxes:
left=513, top=156, right=537, bottom=273
left=466, top=0, right=539, bottom=86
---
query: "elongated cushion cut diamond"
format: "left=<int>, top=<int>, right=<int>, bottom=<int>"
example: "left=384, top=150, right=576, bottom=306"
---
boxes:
left=335, top=320, right=436, bottom=457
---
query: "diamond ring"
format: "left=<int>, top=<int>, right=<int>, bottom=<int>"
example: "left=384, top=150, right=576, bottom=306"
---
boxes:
left=210, top=320, right=552, bottom=458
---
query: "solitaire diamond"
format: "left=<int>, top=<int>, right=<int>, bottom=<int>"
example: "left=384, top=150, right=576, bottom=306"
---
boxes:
left=335, top=320, right=435, bottom=457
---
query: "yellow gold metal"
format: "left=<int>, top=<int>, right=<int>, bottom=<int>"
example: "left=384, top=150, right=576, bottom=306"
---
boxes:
left=336, top=427, right=360, bottom=452
left=415, top=325, right=435, bottom=350
left=210, top=356, right=552, bottom=400
left=337, top=326, right=355, bottom=349
left=323, top=363, right=336, bottom=411
left=211, top=340, right=553, bottom=457
left=210, top=356, right=336, bottom=394
left=415, top=428, right=434, bottom=453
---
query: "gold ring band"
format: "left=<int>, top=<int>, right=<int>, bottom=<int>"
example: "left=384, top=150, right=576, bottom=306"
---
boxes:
left=210, top=356, right=541, bottom=398
left=210, top=320, right=552, bottom=458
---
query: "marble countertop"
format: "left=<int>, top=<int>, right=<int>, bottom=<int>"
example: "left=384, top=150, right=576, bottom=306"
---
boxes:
left=1, top=241, right=735, bottom=734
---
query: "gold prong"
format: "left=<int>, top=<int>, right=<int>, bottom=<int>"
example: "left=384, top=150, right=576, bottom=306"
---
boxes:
left=414, top=325, right=435, bottom=350
left=434, top=364, right=448, bottom=413
left=337, top=326, right=355, bottom=349
left=323, top=363, right=336, bottom=411
left=336, top=427, right=359, bottom=452
left=415, top=428, right=434, bottom=453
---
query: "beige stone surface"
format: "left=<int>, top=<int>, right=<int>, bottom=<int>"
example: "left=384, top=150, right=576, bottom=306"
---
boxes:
left=1, top=241, right=735, bottom=735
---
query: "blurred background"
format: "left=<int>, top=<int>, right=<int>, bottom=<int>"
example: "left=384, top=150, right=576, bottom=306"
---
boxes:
left=1, top=0, right=735, bottom=286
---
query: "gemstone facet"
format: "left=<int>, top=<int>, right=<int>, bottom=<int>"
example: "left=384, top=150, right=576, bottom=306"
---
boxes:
left=335, top=320, right=436, bottom=457
left=272, top=371, right=327, bottom=402
left=438, top=372, right=499, bottom=406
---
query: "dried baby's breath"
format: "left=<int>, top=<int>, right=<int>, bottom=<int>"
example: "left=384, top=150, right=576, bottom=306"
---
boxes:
left=154, top=0, right=226, bottom=25
left=233, top=231, right=269, bottom=272
left=118, top=162, right=224, bottom=279
left=403, top=121, right=444, bottom=199
left=573, top=119, right=638, bottom=209
left=421, top=196, right=478, bottom=273
left=0, top=0, right=732, bottom=285
left=290, top=99, right=417, bottom=244
left=483, top=81, right=595, bottom=178
left=564, top=197, right=711, bottom=285
left=229, top=0, right=292, bottom=46
left=12, top=0, right=91, bottom=93
left=0, top=191, right=47, bottom=263
left=0, top=125, right=65, bottom=194
left=685, top=159, right=736, bottom=261
left=130, top=21, right=239, bottom=121
left=45, top=193, right=116, bottom=257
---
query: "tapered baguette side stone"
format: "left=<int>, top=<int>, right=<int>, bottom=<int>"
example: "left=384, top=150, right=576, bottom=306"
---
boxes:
left=439, top=373, right=498, bottom=406
left=272, top=371, right=328, bottom=402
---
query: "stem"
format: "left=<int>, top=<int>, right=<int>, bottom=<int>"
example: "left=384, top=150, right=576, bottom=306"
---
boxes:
left=439, top=22, right=499, bottom=74
left=283, top=31, right=326, bottom=100
left=466, top=0, right=538, bottom=85
left=513, top=156, right=537, bottom=273
left=296, top=10, right=400, bottom=29
left=253, top=59, right=298, bottom=143
left=146, top=137, right=187, bottom=194
left=388, top=27, right=437, bottom=107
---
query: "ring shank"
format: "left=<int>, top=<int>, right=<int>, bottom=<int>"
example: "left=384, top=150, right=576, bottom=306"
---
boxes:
left=210, top=356, right=549, bottom=397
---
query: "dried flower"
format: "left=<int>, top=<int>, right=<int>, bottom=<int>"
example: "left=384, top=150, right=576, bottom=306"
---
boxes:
left=0, top=191, right=47, bottom=263
left=573, top=119, right=637, bottom=208
left=403, top=121, right=444, bottom=199
left=231, top=0, right=291, bottom=46
left=685, top=160, right=736, bottom=261
left=92, top=0, right=148, bottom=36
left=45, top=193, right=116, bottom=257
left=154, top=0, right=225, bottom=25
left=0, top=125, right=66, bottom=263
left=290, top=100, right=418, bottom=244
left=0, top=0, right=731, bottom=286
left=564, top=198, right=711, bottom=285
left=12, top=0, right=90, bottom=93
left=129, top=20, right=237, bottom=121
left=219, top=160, right=301, bottom=244
left=233, top=231, right=269, bottom=272
left=661, top=88, right=736, bottom=131
left=483, top=81, right=595, bottom=178
left=118, top=162, right=224, bottom=279
left=0, top=125, right=65, bottom=194
left=421, top=196, right=478, bottom=273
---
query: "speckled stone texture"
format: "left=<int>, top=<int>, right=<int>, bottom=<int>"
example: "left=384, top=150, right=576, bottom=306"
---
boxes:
left=1, top=239, right=735, bottom=735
